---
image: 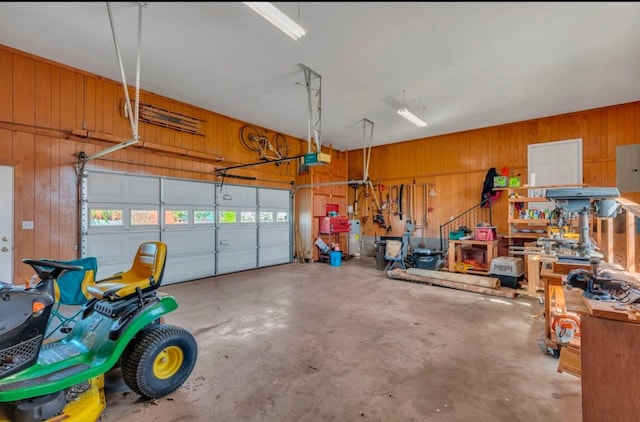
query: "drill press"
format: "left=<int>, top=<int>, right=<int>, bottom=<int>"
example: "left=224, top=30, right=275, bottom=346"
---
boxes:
left=543, top=187, right=620, bottom=261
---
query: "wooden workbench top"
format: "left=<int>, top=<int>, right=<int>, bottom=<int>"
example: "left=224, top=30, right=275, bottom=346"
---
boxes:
left=583, top=297, right=640, bottom=324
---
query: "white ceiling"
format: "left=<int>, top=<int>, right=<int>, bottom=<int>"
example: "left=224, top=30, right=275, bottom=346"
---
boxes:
left=2, top=2, right=640, bottom=151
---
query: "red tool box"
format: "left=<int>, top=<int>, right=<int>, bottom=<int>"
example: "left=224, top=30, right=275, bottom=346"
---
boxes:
left=319, top=216, right=351, bottom=233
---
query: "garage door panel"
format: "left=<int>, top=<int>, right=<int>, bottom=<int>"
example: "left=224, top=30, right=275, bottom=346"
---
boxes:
left=218, top=228, right=257, bottom=249
left=163, top=254, right=215, bottom=285
left=163, top=178, right=216, bottom=205
left=217, top=250, right=257, bottom=274
left=259, top=245, right=291, bottom=266
left=258, top=188, right=290, bottom=207
left=85, top=232, right=160, bottom=279
left=218, top=185, right=256, bottom=206
left=163, top=229, right=216, bottom=256
left=259, top=226, right=290, bottom=247
left=88, top=172, right=159, bottom=204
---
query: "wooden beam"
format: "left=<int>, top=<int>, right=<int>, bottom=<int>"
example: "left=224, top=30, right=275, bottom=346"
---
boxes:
left=626, top=210, right=636, bottom=273
left=387, top=268, right=517, bottom=298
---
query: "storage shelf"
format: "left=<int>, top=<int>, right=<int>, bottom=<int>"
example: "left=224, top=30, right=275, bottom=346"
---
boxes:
left=504, top=234, right=542, bottom=239
left=509, top=219, right=550, bottom=224
left=508, top=197, right=554, bottom=203
left=505, top=184, right=585, bottom=247
left=498, top=183, right=586, bottom=191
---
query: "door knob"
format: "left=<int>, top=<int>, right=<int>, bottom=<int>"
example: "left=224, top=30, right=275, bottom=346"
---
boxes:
left=1, top=247, right=8, bottom=252
left=1, top=237, right=7, bottom=242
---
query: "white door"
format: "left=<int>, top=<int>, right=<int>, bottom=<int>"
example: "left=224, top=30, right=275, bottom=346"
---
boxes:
left=528, top=138, right=583, bottom=208
left=0, top=166, right=13, bottom=283
left=528, top=138, right=582, bottom=187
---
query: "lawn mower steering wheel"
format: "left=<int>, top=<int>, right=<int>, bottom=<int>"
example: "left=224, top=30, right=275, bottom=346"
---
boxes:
left=22, top=258, right=83, bottom=282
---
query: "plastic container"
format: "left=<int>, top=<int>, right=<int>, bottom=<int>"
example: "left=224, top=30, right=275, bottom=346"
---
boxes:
left=490, top=257, right=525, bottom=289
left=413, top=248, right=442, bottom=270
left=475, top=226, right=497, bottom=241
left=330, top=250, right=342, bottom=266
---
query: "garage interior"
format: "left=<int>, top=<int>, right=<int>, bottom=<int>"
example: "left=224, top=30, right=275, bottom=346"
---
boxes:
left=1, top=2, right=640, bottom=422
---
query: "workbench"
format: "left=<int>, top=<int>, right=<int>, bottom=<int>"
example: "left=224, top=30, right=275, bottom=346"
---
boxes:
left=447, top=239, right=498, bottom=275
left=539, top=260, right=640, bottom=422
left=540, top=260, right=627, bottom=356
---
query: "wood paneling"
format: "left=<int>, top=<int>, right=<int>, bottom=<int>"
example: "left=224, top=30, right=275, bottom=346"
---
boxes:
left=1, top=45, right=308, bottom=282
left=3, top=43, right=640, bottom=278
left=349, top=103, right=640, bottom=239
left=0, top=50, right=13, bottom=122
left=13, top=55, right=35, bottom=126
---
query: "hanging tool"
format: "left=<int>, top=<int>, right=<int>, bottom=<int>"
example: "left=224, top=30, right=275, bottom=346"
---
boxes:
left=351, top=184, right=360, bottom=217
left=420, top=183, right=427, bottom=247
left=373, top=213, right=387, bottom=229
left=386, top=189, right=392, bottom=232
left=405, top=183, right=415, bottom=232
left=398, top=184, right=404, bottom=220
left=363, top=189, right=369, bottom=224
left=388, top=185, right=398, bottom=215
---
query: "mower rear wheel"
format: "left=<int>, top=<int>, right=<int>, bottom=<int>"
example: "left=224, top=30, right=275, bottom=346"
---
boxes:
left=121, top=324, right=198, bottom=399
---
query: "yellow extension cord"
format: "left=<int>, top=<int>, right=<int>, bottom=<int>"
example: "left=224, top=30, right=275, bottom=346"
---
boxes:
left=453, top=262, right=474, bottom=273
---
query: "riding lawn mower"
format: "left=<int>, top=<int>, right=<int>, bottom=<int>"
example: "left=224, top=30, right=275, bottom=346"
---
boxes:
left=0, top=241, right=198, bottom=422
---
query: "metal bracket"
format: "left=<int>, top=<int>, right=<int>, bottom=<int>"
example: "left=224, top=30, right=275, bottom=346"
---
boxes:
left=299, top=63, right=322, bottom=153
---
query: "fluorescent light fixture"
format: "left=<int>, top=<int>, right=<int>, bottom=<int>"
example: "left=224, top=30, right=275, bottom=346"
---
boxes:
left=244, top=2, right=306, bottom=41
left=397, top=107, right=428, bottom=127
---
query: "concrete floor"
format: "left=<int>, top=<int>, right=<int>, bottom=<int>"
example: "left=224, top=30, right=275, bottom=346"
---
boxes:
left=100, top=257, right=582, bottom=422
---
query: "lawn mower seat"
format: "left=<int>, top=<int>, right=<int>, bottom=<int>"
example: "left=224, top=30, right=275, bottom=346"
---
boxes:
left=87, top=241, right=167, bottom=301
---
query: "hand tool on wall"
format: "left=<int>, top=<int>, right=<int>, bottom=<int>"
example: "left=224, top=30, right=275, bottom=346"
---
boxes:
left=351, top=184, right=360, bottom=217
left=398, top=184, right=404, bottom=220
left=388, top=185, right=398, bottom=215
left=386, top=190, right=392, bottom=232
left=405, top=183, right=415, bottom=232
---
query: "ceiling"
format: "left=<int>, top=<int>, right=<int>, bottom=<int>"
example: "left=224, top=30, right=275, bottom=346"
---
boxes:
left=2, top=2, right=640, bottom=152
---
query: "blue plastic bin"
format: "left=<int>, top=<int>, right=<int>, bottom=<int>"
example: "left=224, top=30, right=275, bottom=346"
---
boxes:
left=330, top=251, right=342, bottom=266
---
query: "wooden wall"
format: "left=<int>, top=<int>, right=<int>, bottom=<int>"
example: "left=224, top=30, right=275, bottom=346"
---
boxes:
left=3, top=42, right=639, bottom=279
left=349, top=103, right=640, bottom=240
left=0, top=45, right=311, bottom=283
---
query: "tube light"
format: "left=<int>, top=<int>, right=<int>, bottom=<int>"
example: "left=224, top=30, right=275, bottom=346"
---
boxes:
left=397, top=107, right=428, bottom=127
left=244, top=2, right=307, bottom=41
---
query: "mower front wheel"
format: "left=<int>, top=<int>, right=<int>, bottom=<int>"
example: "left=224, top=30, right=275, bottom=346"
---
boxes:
left=121, top=324, right=198, bottom=399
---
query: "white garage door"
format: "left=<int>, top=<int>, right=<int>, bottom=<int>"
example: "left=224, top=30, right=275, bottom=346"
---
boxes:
left=82, top=171, right=291, bottom=285
left=258, top=188, right=292, bottom=267
left=162, top=178, right=217, bottom=284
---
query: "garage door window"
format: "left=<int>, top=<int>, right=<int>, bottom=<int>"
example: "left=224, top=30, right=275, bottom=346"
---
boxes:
left=165, top=210, right=189, bottom=225
left=219, top=211, right=237, bottom=224
left=90, top=209, right=123, bottom=226
left=260, top=212, right=274, bottom=223
left=276, top=211, right=288, bottom=222
left=131, top=210, right=158, bottom=225
left=241, top=211, right=256, bottom=223
left=194, top=210, right=215, bottom=224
